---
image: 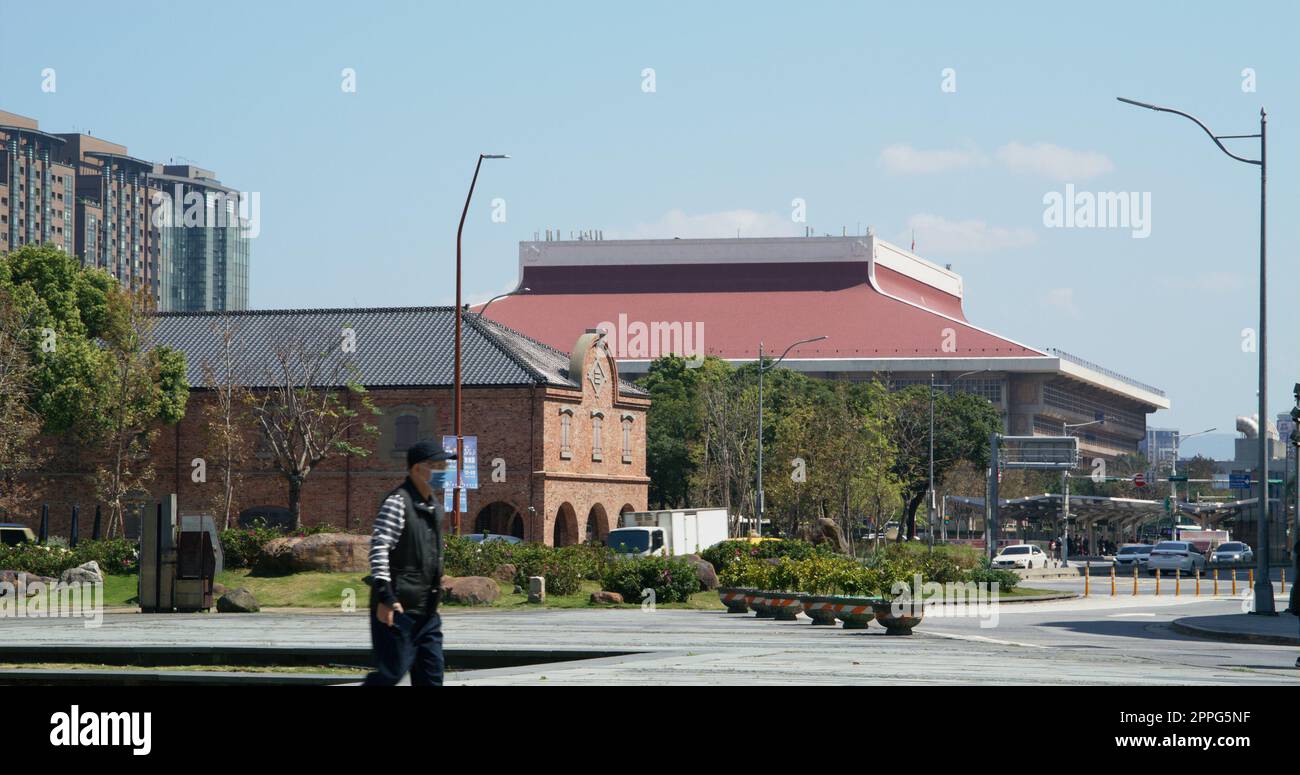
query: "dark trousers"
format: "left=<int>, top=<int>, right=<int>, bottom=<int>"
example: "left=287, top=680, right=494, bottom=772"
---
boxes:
left=363, top=606, right=444, bottom=686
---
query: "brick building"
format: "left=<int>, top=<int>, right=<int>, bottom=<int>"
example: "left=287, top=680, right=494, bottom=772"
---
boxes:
left=26, top=307, right=650, bottom=546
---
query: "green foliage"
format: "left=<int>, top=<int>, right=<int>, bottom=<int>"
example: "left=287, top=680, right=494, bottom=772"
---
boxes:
left=0, top=537, right=138, bottom=577
left=219, top=525, right=284, bottom=569
left=701, top=538, right=829, bottom=575
left=966, top=566, right=1020, bottom=592
left=600, top=554, right=700, bottom=603
left=442, top=537, right=609, bottom=596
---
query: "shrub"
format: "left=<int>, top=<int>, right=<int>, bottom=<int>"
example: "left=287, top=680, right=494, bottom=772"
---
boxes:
left=501, top=543, right=583, bottom=596
left=701, top=538, right=831, bottom=575
left=219, top=525, right=282, bottom=569
left=717, top=557, right=772, bottom=590
left=0, top=538, right=138, bottom=577
left=601, top=555, right=700, bottom=604
left=966, top=566, right=1019, bottom=592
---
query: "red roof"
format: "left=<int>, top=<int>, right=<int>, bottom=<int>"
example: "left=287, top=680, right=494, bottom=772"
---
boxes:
left=479, top=256, right=1043, bottom=361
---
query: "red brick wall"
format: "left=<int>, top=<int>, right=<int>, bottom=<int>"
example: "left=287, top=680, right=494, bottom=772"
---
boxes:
left=18, top=352, right=649, bottom=546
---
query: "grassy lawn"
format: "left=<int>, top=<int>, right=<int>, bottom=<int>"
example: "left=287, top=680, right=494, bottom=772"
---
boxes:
left=101, top=573, right=724, bottom=611
left=97, top=572, right=1051, bottom=610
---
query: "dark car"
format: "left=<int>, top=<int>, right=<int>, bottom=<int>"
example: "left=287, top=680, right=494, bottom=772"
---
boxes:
left=0, top=523, right=36, bottom=546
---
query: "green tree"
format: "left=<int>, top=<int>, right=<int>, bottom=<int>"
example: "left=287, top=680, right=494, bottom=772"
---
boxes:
left=889, top=385, right=1001, bottom=541
left=248, top=324, right=380, bottom=530
left=638, top=356, right=702, bottom=508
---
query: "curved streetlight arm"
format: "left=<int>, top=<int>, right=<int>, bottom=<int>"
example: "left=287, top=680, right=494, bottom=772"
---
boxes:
left=475, top=286, right=530, bottom=319
left=1116, top=97, right=1261, bottom=166
left=762, top=335, right=828, bottom=372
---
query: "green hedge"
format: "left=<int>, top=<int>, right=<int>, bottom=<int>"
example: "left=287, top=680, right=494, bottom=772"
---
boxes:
left=600, top=554, right=700, bottom=604
left=700, top=538, right=832, bottom=576
left=716, top=547, right=1019, bottom=596
left=442, top=537, right=612, bottom=597
left=0, top=538, right=138, bottom=577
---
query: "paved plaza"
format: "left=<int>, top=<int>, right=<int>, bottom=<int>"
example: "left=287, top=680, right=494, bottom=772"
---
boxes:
left=3, top=593, right=1298, bottom=685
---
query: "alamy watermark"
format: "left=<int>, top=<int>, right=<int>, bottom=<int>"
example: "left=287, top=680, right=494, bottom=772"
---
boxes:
left=150, top=185, right=261, bottom=239
left=596, top=314, right=705, bottom=366
left=1042, top=183, right=1150, bottom=239
left=0, top=579, right=104, bottom=628
left=889, top=573, right=1001, bottom=628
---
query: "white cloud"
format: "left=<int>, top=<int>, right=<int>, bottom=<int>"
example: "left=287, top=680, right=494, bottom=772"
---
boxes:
left=900, top=213, right=1037, bottom=255
left=995, top=141, right=1114, bottom=181
left=1042, top=287, right=1081, bottom=317
left=878, top=144, right=988, bottom=174
left=608, top=208, right=802, bottom=240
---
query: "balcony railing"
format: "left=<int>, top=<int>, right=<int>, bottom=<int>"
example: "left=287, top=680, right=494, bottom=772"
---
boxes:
left=1047, top=348, right=1166, bottom=398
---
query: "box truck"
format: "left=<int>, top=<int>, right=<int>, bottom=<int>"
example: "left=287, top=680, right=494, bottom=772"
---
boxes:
left=607, top=508, right=729, bottom=557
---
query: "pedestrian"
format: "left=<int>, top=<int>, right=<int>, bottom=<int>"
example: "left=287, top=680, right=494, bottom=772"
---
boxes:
left=362, top=439, right=455, bottom=686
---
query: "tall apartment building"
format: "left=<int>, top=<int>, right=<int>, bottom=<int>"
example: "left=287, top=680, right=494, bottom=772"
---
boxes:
left=0, top=109, right=250, bottom=312
left=0, top=110, right=76, bottom=257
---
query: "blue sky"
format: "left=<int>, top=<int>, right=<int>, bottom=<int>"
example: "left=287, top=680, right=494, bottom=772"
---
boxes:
left=2, top=0, right=1296, bottom=449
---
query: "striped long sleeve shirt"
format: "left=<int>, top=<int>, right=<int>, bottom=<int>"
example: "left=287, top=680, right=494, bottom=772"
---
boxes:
left=369, top=494, right=407, bottom=586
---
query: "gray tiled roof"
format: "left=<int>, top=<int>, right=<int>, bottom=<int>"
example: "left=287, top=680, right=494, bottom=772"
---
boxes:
left=151, top=306, right=647, bottom=396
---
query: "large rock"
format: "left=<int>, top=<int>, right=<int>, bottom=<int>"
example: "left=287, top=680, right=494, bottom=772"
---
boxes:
left=59, top=560, right=104, bottom=585
left=590, top=590, right=624, bottom=605
left=216, top=588, right=260, bottom=613
left=288, top=533, right=369, bottom=573
left=253, top=536, right=304, bottom=574
left=440, top=575, right=501, bottom=606
left=491, top=563, right=517, bottom=583
left=685, top=554, right=719, bottom=591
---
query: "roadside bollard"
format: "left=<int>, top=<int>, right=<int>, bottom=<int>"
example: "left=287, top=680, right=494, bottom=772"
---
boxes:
left=1132, top=565, right=1138, bottom=596
left=1282, top=568, right=1287, bottom=595
left=1175, top=567, right=1181, bottom=596
left=1231, top=568, right=1237, bottom=595
left=1110, top=565, right=1116, bottom=596
left=1214, top=568, right=1219, bottom=595
left=1084, top=562, right=1090, bottom=597
left=1248, top=568, right=1254, bottom=591
left=1155, top=568, right=1161, bottom=596
left=1195, top=569, right=1201, bottom=596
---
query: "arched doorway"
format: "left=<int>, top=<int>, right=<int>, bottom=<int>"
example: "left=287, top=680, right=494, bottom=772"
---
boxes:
left=553, top=503, right=578, bottom=547
left=507, top=513, right=525, bottom=539
left=620, top=504, right=636, bottom=518
left=585, top=504, right=610, bottom=544
left=473, top=501, right=518, bottom=535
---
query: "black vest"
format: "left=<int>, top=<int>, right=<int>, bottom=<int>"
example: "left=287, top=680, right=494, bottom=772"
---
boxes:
left=378, top=478, right=445, bottom=615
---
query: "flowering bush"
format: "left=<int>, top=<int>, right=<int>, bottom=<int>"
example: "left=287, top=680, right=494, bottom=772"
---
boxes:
left=601, top=554, right=699, bottom=604
left=0, top=538, right=138, bottom=577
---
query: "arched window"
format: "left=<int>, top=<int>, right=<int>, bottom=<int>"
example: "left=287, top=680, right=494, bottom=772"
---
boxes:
left=621, top=413, right=635, bottom=463
left=591, top=410, right=604, bottom=462
left=559, top=407, right=574, bottom=460
left=395, top=414, right=419, bottom=452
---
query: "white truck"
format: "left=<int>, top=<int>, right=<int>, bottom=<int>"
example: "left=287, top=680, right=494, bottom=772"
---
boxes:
left=607, top=508, right=730, bottom=557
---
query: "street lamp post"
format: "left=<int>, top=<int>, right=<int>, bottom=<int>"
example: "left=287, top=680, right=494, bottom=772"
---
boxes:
left=1061, top=418, right=1103, bottom=566
left=755, top=336, right=827, bottom=538
left=927, top=369, right=991, bottom=546
left=454, top=153, right=508, bottom=535
left=1118, top=97, right=1270, bottom=614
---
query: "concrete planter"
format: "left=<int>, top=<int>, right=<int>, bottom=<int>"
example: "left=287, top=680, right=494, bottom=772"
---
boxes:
left=829, top=596, right=879, bottom=629
left=718, top=587, right=753, bottom=614
left=800, top=595, right=841, bottom=625
left=872, top=599, right=924, bottom=635
left=748, top=591, right=776, bottom=618
left=766, top=592, right=808, bottom=621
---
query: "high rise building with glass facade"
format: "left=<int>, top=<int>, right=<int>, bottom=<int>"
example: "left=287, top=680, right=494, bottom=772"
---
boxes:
left=0, top=109, right=250, bottom=312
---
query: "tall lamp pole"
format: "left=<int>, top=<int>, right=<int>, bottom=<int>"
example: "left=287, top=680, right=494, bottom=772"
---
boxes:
left=454, top=153, right=508, bottom=535
left=755, top=335, right=827, bottom=538
left=927, top=369, right=990, bottom=545
left=1061, top=417, right=1103, bottom=565
left=1117, top=97, right=1270, bottom=614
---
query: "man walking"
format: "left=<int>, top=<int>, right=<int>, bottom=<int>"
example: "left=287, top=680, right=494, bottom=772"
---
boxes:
left=363, top=439, right=454, bottom=686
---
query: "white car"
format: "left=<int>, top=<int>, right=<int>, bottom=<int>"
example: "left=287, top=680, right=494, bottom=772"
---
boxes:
left=992, top=544, right=1048, bottom=570
left=1147, top=541, right=1206, bottom=575
left=1210, top=541, right=1253, bottom=565
left=1113, top=544, right=1153, bottom=570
